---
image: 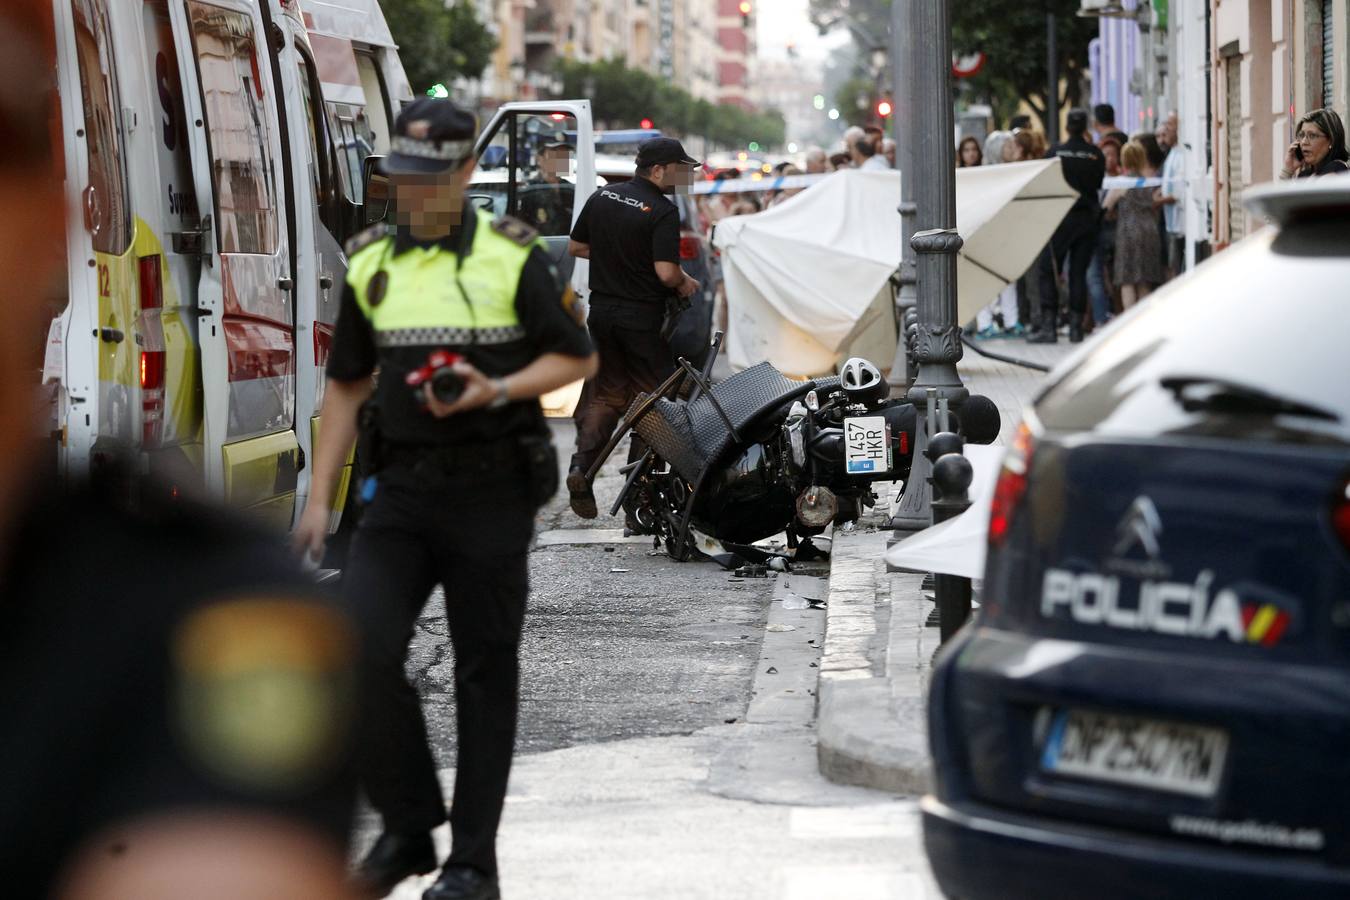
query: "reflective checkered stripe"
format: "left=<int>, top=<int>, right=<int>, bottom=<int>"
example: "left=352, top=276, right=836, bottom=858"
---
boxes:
left=346, top=209, right=536, bottom=341
left=376, top=325, right=527, bottom=347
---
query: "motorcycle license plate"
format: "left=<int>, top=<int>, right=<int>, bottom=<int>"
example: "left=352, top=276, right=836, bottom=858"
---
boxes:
left=844, top=416, right=891, bottom=475
left=1041, top=709, right=1228, bottom=797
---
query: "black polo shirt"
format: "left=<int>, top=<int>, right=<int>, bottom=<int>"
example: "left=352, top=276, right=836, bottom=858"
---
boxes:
left=0, top=476, right=358, bottom=896
left=570, top=176, right=680, bottom=307
left=325, top=209, right=593, bottom=447
left=1045, top=135, right=1106, bottom=216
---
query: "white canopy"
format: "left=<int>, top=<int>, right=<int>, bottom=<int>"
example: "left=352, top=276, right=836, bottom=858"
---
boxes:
left=712, top=160, right=1076, bottom=377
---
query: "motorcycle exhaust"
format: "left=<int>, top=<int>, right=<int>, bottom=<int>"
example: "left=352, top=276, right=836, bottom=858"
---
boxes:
left=795, top=485, right=838, bottom=529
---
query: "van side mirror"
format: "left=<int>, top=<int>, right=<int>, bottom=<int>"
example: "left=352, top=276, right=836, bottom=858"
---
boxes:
left=362, top=155, right=390, bottom=226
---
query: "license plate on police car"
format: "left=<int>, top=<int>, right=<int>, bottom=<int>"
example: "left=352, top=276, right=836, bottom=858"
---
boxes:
left=844, top=416, right=890, bottom=475
left=1040, top=709, right=1228, bottom=797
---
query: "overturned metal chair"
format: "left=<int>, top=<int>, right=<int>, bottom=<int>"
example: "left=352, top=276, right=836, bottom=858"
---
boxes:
left=585, top=338, right=824, bottom=559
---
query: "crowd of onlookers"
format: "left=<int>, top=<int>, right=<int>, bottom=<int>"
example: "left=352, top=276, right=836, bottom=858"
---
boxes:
left=960, top=102, right=1347, bottom=343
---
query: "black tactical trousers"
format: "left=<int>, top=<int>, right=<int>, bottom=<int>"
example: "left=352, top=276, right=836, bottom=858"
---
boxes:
left=341, top=460, right=534, bottom=877
left=570, top=299, right=675, bottom=474
left=1036, top=215, right=1099, bottom=324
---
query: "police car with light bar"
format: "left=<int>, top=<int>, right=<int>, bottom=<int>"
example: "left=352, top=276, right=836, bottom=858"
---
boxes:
left=923, top=177, right=1350, bottom=899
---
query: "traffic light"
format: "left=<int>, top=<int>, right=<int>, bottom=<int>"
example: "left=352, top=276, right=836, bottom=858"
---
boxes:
left=739, top=1, right=751, bottom=26
left=639, top=118, right=654, bottom=129
left=876, top=98, right=893, bottom=118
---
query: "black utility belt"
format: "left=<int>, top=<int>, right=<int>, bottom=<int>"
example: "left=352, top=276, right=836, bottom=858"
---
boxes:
left=382, top=436, right=535, bottom=470
left=379, top=434, right=559, bottom=507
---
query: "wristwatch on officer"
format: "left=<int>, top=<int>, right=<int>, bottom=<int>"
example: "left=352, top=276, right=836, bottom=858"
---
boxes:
left=488, top=377, right=511, bottom=410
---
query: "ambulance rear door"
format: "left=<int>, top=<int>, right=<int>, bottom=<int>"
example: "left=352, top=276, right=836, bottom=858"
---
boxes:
left=165, top=0, right=301, bottom=527
left=471, top=101, right=594, bottom=417
left=50, top=0, right=139, bottom=478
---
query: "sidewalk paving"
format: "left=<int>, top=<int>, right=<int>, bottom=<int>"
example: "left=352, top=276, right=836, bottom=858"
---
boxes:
left=816, top=336, right=1077, bottom=793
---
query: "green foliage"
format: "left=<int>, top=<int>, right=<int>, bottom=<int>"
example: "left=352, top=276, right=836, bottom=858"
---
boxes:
left=382, top=0, right=497, bottom=94
left=557, top=58, right=786, bottom=150
left=834, top=76, right=876, bottom=127
left=809, top=0, right=1097, bottom=133
left=951, top=0, right=1097, bottom=131
left=808, top=0, right=892, bottom=48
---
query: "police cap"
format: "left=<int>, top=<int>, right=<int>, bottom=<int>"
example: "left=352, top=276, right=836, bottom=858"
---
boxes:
left=635, top=137, right=699, bottom=169
left=382, top=97, right=479, bottom=176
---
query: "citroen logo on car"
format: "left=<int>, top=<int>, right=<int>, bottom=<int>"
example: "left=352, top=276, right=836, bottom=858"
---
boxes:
left=1113, top=496, right=1163, bottom=560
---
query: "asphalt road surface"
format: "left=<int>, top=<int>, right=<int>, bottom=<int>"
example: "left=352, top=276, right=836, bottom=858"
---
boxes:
left=355, top=420, right=938, bottom=900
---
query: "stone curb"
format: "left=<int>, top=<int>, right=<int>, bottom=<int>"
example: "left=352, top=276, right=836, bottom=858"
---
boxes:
left=815, top=521, right=934, bottom=795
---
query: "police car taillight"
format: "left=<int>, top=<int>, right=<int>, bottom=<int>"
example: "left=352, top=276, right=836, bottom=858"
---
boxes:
left=137, top=255, right=165, bottom=448
left=988, top=421, right=1035, bottom=546
left=1334, top=477, right=1350, bottom=554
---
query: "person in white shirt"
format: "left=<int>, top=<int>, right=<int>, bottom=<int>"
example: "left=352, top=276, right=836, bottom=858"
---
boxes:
left=1154, top=113, right=1186, bottom=277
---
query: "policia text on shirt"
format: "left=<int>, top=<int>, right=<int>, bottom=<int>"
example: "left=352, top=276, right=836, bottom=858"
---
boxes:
left=564, top=137, right=700, bottom=521
left=292, top=98, right=597, bottom=900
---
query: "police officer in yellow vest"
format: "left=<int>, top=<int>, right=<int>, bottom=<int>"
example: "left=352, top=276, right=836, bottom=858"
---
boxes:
left=294, top=98, right=597, bottom=900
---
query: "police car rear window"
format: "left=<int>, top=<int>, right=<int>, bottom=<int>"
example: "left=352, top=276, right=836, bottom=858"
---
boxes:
left=1036, top=220, right=1350, bottom=444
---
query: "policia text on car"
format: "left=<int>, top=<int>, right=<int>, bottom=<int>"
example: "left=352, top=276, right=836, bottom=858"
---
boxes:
left=293, top=98, right=598, bottom=900
left=564, top=137, right=701, bottom=521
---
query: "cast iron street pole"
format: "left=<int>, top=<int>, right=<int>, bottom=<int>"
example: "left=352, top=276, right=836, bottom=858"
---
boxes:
left=890, top=0, right=968, bottom=532
left=1047, top=11, right=1059, bottom=144
left=887, top=0, right=918, bottom=392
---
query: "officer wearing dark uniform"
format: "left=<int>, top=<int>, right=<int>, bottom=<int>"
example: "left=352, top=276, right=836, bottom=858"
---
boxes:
left=4, top=6, right=358, bottom=894
left=517, top=141, right=574, bottom=236
left=292, top=98, right=596, bottom=900
left=564, top=137, right=700, bottom=519
left=2, top=471, right=361, bottom=898
left=1029, top=108, right=1106, bottom=345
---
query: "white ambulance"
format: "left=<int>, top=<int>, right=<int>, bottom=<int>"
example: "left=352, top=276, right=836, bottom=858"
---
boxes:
left=45, top=0, right=597, bottom=532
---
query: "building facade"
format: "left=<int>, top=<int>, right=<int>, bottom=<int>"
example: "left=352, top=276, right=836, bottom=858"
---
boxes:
left=715, top=0, right=756, bottom=109
left=1088, top=0, right=1345, bottom=263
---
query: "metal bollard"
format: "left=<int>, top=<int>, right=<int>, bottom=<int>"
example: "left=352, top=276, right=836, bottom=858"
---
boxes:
left=929, top=436, right=975, bottom=642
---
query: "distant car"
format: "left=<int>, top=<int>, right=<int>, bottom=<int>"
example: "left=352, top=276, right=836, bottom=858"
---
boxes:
left=923, top=179, right=1350, bottom=900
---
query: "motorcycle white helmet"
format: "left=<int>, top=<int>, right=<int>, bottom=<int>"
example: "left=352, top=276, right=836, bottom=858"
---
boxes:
left=839, top=357, right=888, bottom=407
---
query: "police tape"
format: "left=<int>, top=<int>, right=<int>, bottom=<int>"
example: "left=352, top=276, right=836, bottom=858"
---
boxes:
left=689, top=172, right=1163, bottom=195
left=689, top=173, right=829, bottom=195
left=1101, top=175, right=1164, bottom=189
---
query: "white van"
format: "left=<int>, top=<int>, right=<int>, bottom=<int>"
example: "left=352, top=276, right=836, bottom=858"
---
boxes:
left=46, top=0, right=601, bottom=530
left=44, top=0, right=413, bottom=532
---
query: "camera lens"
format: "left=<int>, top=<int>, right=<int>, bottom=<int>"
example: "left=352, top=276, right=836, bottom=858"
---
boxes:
left=430, top=367, right=464, bottom=404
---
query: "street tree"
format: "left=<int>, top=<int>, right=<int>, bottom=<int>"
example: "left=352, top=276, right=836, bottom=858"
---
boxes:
left=809, top=0, right=1097, bottom=135
left=950, top=0, right=1096, bottom=132
left=382, top=0, right=497, bottom=94
left=556, top=58, right=786, bottom=151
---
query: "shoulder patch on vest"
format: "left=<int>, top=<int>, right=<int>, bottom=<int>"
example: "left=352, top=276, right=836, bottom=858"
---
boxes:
left=345, top=224, right=389, bottom=257
left=491, top=215, right=539, bottom=247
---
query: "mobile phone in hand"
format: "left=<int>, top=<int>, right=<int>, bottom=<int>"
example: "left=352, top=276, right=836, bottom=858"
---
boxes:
left=1294, top=144, right=1304, bottom=162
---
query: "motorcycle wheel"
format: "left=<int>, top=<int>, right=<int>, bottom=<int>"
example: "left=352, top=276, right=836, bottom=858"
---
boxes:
left=659, top=476, right=696, bottom=562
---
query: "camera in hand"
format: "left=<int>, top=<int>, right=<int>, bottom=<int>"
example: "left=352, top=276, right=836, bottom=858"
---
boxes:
left=405, top=349, right=465, bottom=406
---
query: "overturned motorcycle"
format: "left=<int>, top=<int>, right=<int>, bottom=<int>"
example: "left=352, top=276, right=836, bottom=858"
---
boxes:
left=584, top=335, right=1000, bottom=563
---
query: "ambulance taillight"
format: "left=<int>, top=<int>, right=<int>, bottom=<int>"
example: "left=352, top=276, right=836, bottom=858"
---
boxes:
left=137, top=256, right=165, bottom=447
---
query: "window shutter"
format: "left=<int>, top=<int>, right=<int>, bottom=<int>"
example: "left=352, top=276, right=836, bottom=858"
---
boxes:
left=1323, top=0, right=1335, bottom=106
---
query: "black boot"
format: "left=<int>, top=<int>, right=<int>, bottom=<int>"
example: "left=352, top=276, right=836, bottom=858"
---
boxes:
left=1026, top=326, right=1058, bottom=344
left=423, top=865, right=501, bottom=900
left=567, top=466, right=597, bottom=519
left=352, top=831, right=438, bottom=899
left=1069, top=322, right=1084, bottom=343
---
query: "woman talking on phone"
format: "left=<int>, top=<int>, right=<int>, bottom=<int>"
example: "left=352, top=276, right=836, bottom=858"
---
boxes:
left=1280, top=108, right=1349, bottom=178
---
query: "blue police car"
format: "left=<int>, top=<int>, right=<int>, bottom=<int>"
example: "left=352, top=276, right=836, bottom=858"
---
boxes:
left=923, top=179, right=1350, bottom=899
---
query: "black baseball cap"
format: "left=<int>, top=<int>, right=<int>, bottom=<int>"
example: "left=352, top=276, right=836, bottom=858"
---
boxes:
left=635, top=136, right=698, bottom=168
left=381, top=97, right=478, bottom=175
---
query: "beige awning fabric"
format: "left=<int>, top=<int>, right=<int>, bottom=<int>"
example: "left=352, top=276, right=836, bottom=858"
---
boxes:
left=713, top=160, right=1076, bottom=377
